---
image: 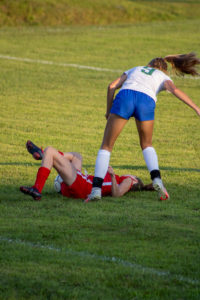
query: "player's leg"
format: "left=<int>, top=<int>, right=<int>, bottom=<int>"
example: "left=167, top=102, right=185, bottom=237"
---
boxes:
left=101, top=114, right=128, bottom=151
left=135, top=119, right=154, bottom=150
left=26, top=140, right=64, bottom=161
left=135, top=119, right=169, bottom=200
left=86, top=114, right=128, bottom=202
left=20, top=147, right=77, bottom=200
left=50, top=149, right=77, bottom=186
left=20, top=146, right=52, bottom=200
left=87, top=89, right=135, bottom=202
left=36, top=147, right=77, bottom=190
left=62, top=152, right=82, bottom=171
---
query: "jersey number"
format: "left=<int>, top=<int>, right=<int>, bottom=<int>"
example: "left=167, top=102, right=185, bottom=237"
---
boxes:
left=141, top=67, right=155, bottom=76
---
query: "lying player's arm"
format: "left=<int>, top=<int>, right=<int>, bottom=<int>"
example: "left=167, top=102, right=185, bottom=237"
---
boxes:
left=164, top=80, right=200, bottom=116
left=63, top=152, right=83, bottom=170
left=108, top=166, right=132, bottom=197
left=112, top=177, right=132, bottom=197
left=105, top=73, right=127, bottom=119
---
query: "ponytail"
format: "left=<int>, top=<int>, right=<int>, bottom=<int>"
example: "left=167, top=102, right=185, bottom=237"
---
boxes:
left=164, top=52, right=200, bottom=76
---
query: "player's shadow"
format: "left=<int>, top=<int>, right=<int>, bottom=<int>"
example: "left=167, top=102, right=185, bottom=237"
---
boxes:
left=1, top=162, right=200, bottom=173
left=0, top=162, right=40, bottom=166
left=115, top=165, right=200, bottom=173
left=84, top=164, right=200, bottom=173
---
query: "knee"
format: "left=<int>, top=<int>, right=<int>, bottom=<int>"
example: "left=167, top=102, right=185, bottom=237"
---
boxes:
left=44, top=146, right=56, bottom=157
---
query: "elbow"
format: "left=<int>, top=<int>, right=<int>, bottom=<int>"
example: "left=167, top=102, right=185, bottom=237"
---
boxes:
left=108, top=82, right=116, bottom=91
left=111, top=190, right=124, bottom=197
left=165, top=82, right=178, bottom=95
left=75, top=152, right=83, bottom=161
left=79, top=153, right=83, bottom=162
left=112, top=193, right=120, bottom=197
left=171, top=87, right=178, bottom=94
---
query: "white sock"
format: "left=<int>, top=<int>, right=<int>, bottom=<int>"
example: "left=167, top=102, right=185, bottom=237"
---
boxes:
left=94, top=149, right=111, bottom=179
left=142, top=146, right=159, bottom=172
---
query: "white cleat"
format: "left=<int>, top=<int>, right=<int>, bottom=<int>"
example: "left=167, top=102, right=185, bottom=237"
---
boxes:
left=153, top=178, right=169, bottom=201
left=85, top=188, right=101, bottom=203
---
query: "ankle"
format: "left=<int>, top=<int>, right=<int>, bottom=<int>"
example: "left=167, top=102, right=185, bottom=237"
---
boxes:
left=92, top=177, right=103, bottom=188
left=150, top=169, right=161, bottom=180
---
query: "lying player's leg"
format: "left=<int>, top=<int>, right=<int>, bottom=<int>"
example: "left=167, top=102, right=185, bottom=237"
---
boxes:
left=47, top=147, right=78, bottom=186
left=20, top=146, right=77, bottom=200
left=26, top=140, right=82, bottom=174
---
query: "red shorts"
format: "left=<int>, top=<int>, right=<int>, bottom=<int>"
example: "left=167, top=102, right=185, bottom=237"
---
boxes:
left=61, top=171, right=93, bottom=199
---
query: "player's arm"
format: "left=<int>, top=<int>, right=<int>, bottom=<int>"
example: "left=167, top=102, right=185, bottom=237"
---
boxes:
left=105, top=73, right=127, bottom=119
left=111, top=176, right=132, bottom=197
left=63, top=152, right=83, bottom=170
left=164, top=80, right=200, bottom=116
left=108, top=166, right=132, bottom=197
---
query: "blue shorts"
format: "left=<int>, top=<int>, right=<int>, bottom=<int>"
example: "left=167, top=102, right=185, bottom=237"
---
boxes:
left=110, top=89, right=155, bottom=121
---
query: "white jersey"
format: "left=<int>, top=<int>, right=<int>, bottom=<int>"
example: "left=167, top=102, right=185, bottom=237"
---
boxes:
left=120, top=66, right=172, bottom=102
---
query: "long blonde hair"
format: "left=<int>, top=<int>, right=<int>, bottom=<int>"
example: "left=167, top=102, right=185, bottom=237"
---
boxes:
left=148, top=52, right=200, bottom=76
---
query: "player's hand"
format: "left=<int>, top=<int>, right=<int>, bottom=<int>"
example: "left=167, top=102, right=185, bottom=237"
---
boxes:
left=105, top=113, right=109, bottom=120
left=107, top=166, right=115, bottom=176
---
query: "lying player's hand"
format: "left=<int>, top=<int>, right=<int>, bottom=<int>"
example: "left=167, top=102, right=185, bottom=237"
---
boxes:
left=107, top=166, right=115, bottom=176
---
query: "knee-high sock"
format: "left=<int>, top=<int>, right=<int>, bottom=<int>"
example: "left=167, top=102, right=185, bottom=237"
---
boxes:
left=33, top=166, right=50, bottom=193
left=142, top=146, right=159, bottom=172
left=94, top=149, right=111, bottom=179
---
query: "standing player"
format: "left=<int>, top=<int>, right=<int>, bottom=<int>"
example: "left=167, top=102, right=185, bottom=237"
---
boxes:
left=20, top=141, right=154, bottom=201
left=87, top=52, right=200, bottom=202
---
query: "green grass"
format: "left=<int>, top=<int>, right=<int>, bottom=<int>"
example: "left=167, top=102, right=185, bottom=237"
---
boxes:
left=0, top=0, right=200, bottom=26
left=0, top=13, right=200, bottom=300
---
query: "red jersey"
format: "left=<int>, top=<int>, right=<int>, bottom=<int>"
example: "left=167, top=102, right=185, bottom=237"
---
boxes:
left=60, top=170, right=137, bottom=199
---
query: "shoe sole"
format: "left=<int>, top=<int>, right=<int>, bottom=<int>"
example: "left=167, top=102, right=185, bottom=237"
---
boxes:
left=153, top=183, right=169, bottom=201
left=26, top=141, right=43, bottom=160
left=20, top=187, right=41, bottom=201
left=32, top=152, right=42, bottom=160
left=84, top=196, right=101, bottom=203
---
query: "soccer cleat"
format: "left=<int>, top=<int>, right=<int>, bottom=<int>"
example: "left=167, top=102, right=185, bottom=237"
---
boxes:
left=20, top=186, right=42, bottom=201
left=26, top=140, right=43, bottom=160
left=153, top=178, right=169, bottom=201
left=85, top=188, right=101, bottom=203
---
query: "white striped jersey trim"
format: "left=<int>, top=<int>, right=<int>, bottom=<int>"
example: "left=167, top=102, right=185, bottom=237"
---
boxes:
left=77, top=170, right=112, bottom=186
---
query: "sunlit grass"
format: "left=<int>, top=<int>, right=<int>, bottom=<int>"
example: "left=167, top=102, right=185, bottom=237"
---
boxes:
left=0, top=18, right=200, bottom=299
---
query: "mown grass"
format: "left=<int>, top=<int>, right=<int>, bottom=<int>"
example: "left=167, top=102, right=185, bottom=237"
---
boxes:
left=0, top=0, right=200, bottom=26
left=0, top=11, right=200, bottom=300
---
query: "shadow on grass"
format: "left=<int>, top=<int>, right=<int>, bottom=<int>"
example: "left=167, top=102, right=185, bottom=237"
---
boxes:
left=84, top=164, right=200, bottom=173
left=0, top=162, right=40, bottom=166
left=1, top=162, right=200, bottom=173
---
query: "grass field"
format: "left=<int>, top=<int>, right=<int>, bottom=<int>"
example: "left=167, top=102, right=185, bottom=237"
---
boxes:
left=1, top=0, right=200, bottom=26
left=0, top=4, right=200, bottom=299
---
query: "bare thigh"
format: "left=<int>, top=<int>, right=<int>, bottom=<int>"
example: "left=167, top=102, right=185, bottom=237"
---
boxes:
left=42, top=147, right=77, bottom=186
left=53, top=155, right=77, bottom=186
left=101, top=113, right=128, bottom=151
left=135, top=119, right=154, bottom=150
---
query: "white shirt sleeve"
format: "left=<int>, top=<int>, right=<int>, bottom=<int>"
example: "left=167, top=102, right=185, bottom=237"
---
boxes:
left=124, top=67, right=136, bottom=75
left=159, top=73, right=173, bottom=91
